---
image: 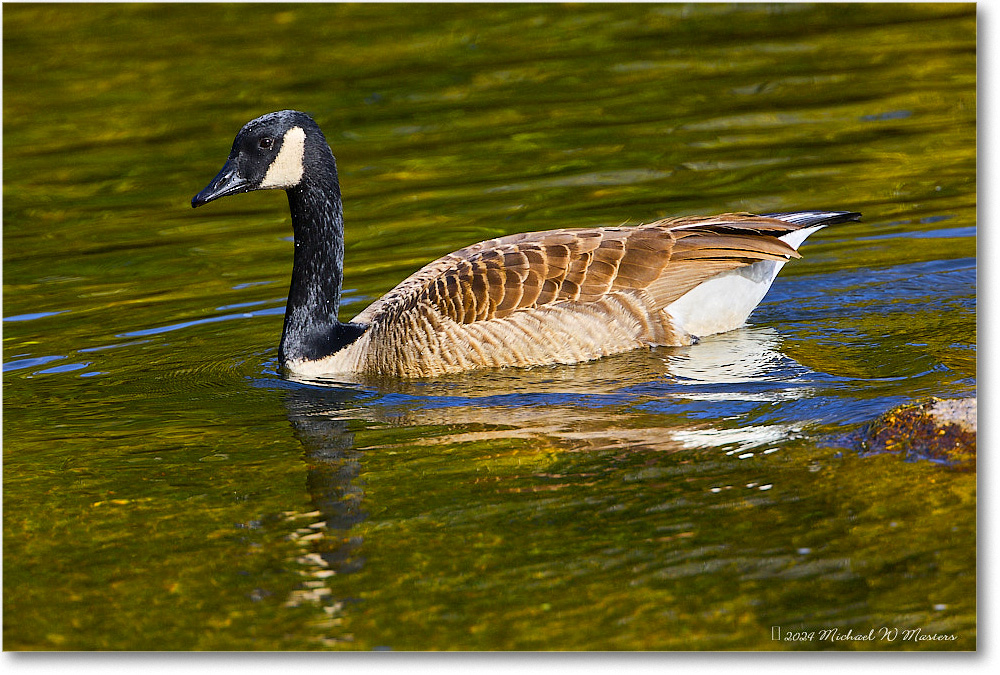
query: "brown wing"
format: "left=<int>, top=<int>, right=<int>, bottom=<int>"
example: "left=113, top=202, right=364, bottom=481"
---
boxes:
left=352, top=213, right=807, bottom=328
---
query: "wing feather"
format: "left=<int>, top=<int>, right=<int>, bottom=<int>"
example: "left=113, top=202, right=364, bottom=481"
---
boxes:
left=351, top=213, right=830, bottom=329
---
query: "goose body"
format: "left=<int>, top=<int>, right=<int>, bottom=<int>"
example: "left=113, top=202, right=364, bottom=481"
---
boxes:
left=192, top=110, right=860, bottom=379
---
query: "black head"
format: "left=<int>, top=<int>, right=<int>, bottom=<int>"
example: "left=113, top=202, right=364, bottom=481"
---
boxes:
left=192, top=110, right=327, bottom=208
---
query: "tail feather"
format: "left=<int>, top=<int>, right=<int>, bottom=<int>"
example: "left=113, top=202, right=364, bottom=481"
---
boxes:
left=763, top=210, right=862, bottom=226
left=664, top=210, right=860, bottom=339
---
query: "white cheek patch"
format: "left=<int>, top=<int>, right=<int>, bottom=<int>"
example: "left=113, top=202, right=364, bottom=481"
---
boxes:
left=259, top=126, right=306, bottom=189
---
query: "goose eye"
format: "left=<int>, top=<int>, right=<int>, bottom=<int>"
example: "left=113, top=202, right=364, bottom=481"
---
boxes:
left=259, top=137, right=274, bottom=150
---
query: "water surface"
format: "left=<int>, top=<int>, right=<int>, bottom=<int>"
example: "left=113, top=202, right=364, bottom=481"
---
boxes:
left=3, top=3, right=975, bottom=650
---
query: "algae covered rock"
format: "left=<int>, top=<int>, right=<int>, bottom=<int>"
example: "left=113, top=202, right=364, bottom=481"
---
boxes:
left=857, top=397, right=976, bottom=471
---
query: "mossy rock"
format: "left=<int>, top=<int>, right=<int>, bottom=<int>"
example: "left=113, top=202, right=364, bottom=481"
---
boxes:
left=857, top=397, right=976, bottom=471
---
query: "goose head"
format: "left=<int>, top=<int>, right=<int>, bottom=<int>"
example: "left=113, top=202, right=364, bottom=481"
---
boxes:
left=191, top=109, right=330, bottom=207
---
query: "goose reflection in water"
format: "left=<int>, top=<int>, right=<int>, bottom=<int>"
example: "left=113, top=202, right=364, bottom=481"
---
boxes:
left=279, top=385, right=369, bottom=612
left=275, top=324, right=819, bottom=611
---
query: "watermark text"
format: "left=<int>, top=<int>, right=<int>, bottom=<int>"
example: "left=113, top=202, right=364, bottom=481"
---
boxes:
left=771, top=626, right=958, bottom=644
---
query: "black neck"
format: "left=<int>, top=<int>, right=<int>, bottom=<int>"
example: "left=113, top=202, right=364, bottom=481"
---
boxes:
left=278, top=153, right=365, bottom=364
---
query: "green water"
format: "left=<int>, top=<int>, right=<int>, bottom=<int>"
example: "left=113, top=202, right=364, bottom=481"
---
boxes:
left=3, top=3, right=975, bottom=650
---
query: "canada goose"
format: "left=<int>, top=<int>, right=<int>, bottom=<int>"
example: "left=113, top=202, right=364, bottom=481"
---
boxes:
left=192, top=110, right=860, bottom=379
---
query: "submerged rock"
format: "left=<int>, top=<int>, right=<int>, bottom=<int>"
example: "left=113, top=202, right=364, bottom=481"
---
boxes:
left=857, top=397, right=976, bottom=471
